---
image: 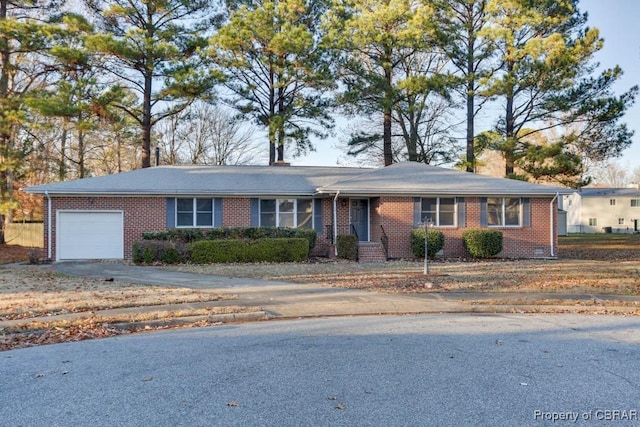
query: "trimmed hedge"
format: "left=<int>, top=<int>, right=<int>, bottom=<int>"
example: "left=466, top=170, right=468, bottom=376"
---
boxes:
left=336, top=234, right=358, bottom=260
left=462, top=229, right=503, bottom=258
left=189, top=238, right=309, bottom=263
left=410, top=228, right=445, bottom=259
left=132, top=240, right=190, bottom=264
left=142, top=227, right=316, bottom=251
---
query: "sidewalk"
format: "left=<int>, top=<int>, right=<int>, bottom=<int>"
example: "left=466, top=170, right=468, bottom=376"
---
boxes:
left=2, top=262, right=639, bottom=332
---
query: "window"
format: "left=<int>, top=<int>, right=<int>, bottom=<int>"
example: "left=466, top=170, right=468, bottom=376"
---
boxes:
left=487, top=197, right=521, bottom=227
left=176, top=198, right=215, bottom=227
left=260, top=199, right=313, bottom=228
left=610, top=199, right=616, bottom=206
left=420, top=197, right=456, bottom=226
left=619, top=218, right=625, bottom=225
left=589, top=218, right=598, bottom=226
left=631, top=199, right=640, bottom=207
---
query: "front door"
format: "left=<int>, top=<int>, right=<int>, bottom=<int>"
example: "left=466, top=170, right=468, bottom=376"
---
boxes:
left=634, top=219, right=638, bottom=232
left=350, top=199, right=369, bottom=242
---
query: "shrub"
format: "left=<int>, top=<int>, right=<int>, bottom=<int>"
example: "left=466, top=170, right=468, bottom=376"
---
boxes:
left=336, top=234, right=358, bottom=260
left=132, top=240, right=189, bottom=264
left=462, top=229, right=503, bottom=258
left=410, top=228, right=445, bottom=259
left=189, top=238, right=309, bottom=263
left=142, top=227, right=317, bottom=250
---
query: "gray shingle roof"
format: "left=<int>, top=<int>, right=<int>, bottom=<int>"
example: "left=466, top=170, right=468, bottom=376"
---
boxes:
left=577, top=188, right=640, bottom=198
left=25, top=165, right=371, bottom=196
left=26, top=162, right=570, bottom=197
left=317, top=162, right=570, bottom=196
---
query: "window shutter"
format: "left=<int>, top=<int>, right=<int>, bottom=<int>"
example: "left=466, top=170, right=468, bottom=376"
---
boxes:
left=457, top=197, right=466, bottom=228
left=413, top=197, right=421, bottom=226
left=214, top=199, right=223, bottom=227
left=313, top=199, right=323, bottom=234
left=523, top=198, right=531, bottom=227
left=250, top=198, right=260, bottom=226
left=166, top=198, right=176, bottom=228
left=480, top=197, right=488, bottom=227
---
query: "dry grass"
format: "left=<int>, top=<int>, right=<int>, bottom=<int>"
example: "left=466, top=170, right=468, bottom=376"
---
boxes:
left=169, top=234, right=640, bottom=295
left=0, top=266, right=234, bottom=320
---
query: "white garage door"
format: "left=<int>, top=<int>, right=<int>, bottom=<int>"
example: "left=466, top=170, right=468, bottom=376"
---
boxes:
left=57, top=211, right=124, bottom=260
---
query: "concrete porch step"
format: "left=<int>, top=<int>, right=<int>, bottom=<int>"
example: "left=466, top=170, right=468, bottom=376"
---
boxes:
left=357, top=242, right=387, bottom=263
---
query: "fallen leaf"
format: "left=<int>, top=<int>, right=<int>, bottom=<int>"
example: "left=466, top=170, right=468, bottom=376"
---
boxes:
left=142, top=376, right=153, bottom=382
left=335, top=403, right=346, bottom=410
left=227, top=401, right=240, bottom=407
left=327, top=396, right=337, bottom=401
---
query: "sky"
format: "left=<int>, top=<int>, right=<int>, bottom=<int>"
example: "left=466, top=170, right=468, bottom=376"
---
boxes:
left=294, top=0, right=640, bottom=170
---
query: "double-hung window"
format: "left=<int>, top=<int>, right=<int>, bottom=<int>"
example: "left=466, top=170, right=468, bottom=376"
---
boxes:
left=176, top=198, right=215, bottom=227
left=260, top=199, right=313, bottom=229
left=487, top=197, right=521, bottom=227
left=631, top=199, right=640, bottom=207
left=420, top=197, right=456, bottom=226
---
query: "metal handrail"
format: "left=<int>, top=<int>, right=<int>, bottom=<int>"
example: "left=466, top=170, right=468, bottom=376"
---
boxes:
left=350, top=224, right=359, bottom=261
left=380, top=225, right=389, bottom=260
left=325, top=224, right=334, bottom=244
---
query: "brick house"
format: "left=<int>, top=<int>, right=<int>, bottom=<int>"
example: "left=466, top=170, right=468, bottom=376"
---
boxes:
left=26, top=162, right=569, bottom=262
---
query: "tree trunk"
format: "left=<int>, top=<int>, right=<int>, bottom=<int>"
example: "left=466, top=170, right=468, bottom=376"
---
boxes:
left=504, top=60, right=515, bottom=177
left=59, top=118, right=68, bottom=180
left=0, top=0, right=9, bottom=244
left=277, top=84, right=285, bottom=162
left=465, top=4, right=477, bottom=173
left=141, top=70, right=152, bottom=168
left=78, top=127, right=85, bottom=178
left=383, top=52, right=393, bottom=166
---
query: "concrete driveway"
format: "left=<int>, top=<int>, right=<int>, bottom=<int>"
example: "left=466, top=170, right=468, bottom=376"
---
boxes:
left=3, top=314, right=640, bottom=426
left=51, top=262, right=474, bottom=319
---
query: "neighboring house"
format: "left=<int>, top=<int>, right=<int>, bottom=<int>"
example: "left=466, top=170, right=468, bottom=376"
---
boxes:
left=26, top=162, right=569, bottom=262
left=563, top=186, right=640, bottom=234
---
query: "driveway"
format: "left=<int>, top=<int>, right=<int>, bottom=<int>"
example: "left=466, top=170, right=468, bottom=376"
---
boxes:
left=3, top=314, right=640, bottom=426
left=52, top=262, right=473, bottom=319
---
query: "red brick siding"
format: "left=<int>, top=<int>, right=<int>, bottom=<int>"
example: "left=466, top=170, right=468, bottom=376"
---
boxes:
left=49, top=196, right=166, bottom=260
left=222, top=198, right=251, bottom=227
left=371, top=196, right=557, bottom=259
left=45, top=195, right=558, bottom=260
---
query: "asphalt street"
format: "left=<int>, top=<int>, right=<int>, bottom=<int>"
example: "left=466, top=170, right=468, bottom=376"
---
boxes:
left=2, top=314, right=640, bottom=426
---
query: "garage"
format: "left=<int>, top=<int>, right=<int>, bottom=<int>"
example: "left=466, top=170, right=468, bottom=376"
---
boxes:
left=57, top=211, right=124, bottom=260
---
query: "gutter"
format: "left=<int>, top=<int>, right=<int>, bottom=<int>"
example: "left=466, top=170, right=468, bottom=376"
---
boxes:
left=333, top=191, right=340, bottom=256
left=550, top=192, right=559, bottom=258
left=45, top=191, right=52, bottom=260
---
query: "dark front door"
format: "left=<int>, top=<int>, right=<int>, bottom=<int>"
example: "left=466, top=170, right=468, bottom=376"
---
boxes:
left=634, top=219, right=638, bottom=232
left=350, top=199, right=369, bottom=242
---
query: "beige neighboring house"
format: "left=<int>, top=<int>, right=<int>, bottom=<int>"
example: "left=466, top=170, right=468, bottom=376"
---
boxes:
left=563, top=185, right=640, bottom=234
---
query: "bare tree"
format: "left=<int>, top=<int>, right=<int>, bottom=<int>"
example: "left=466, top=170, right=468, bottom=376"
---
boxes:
left=157, top=102, right=260, bottom=166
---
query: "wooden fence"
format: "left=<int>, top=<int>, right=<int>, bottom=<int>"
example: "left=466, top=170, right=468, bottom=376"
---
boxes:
left=4, top=223, right=44, bottom=247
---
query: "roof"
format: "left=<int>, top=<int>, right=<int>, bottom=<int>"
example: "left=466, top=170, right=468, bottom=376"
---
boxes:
left=576, top=188, right=640, bottom=198
left=317, top=162, right=570, bottom=196
left=26, top=162, right=570, bottom=197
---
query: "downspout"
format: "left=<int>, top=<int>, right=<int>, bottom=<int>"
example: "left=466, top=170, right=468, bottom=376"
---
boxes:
left=333, top=191, right=340, bottom=256
left=45, top=191, right=52, bottom=260
left=550, top=192, right=559, bottom=258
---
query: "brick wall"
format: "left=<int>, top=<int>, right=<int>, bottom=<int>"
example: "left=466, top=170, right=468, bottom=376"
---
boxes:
left=222, top=198, right=251, bottom=227
left=372, top=196, right=558, bottom=259
left=46, top=194, right=558, bottom=261
left=49, top=196, right=166, bottom=260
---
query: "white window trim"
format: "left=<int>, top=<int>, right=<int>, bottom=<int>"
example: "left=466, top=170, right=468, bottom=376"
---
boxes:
left=488, top=197, right=523, bottom=228
left=420, top=197, right=457, bottom=228
left=175, top=198, right=216, bottom=228
left=259, top=198, right=314, bottom=228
